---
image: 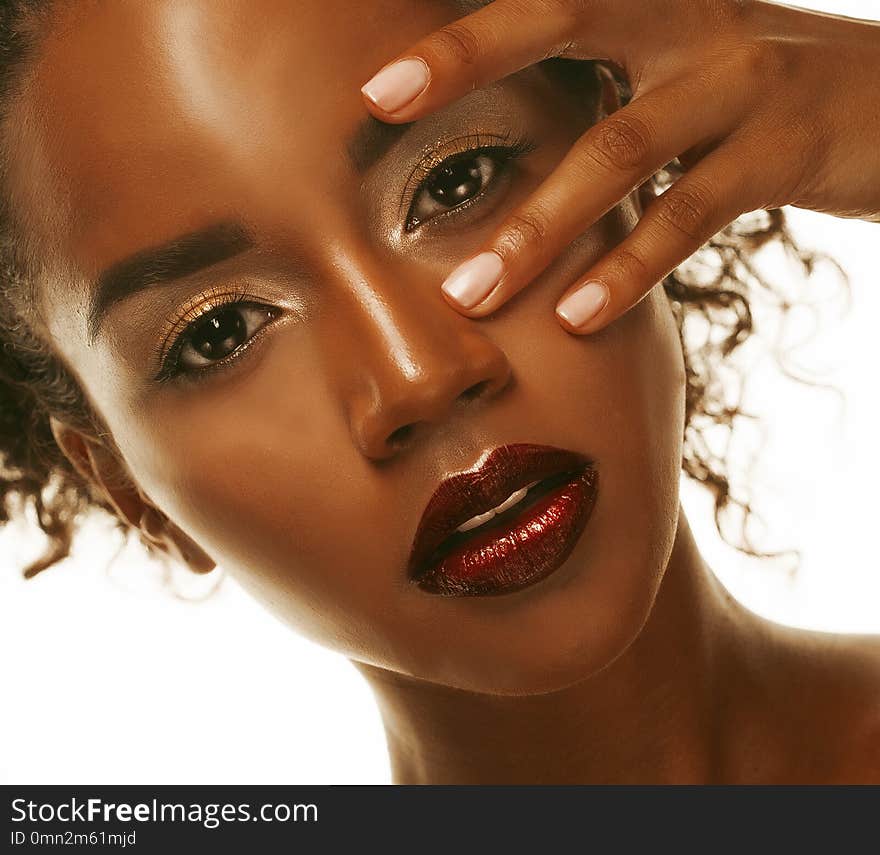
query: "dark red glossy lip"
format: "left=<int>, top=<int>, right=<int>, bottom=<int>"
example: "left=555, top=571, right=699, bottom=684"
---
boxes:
left=407, top=443, right=597, bottom=595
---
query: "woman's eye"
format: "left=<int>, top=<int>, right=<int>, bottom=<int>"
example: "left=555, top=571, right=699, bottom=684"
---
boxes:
left=169, top=303, right=278, bottom=375
left=405, top=150, right=507, bottom=231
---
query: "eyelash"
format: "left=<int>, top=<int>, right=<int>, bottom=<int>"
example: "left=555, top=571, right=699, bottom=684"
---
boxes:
left=153, top=287, right=280, bottom=384
left=157, top=132, right=537, bottom=383
left=401, top=130, right=536, bottom=231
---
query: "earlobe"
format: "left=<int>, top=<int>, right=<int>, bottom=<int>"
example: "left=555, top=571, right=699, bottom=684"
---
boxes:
left=48, top=415, right=95, bottom=487
left=635, top=180, right=656, bottom=218
left=138, top=506, right=216, bottom=574
left=595, top=62, right=623, bottom=119
left=48, top=416, right=216, bottom=575
left=49, top=415, right=144, bottom=529
left=163, top=526, right=217, bottom=574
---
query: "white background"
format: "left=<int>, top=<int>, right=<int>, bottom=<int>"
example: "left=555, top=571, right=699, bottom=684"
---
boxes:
left=1, top=0, right=878, bottom=784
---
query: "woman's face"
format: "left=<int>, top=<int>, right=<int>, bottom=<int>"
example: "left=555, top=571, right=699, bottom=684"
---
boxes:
left=17, top=0, right=685, bottom=694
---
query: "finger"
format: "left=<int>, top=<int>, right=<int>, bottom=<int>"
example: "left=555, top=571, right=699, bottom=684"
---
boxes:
left=553, top=142, right=759, bottom=334
left=359, top=0, right=662, bottom=121
left=439, top=73, right=748, bottom=316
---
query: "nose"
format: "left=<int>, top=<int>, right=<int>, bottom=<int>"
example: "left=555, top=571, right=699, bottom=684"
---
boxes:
left=325, top=254, right=513, bottom=461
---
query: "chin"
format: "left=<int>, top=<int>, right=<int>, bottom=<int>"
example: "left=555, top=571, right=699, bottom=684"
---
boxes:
left=401, top=498, right=677, bottom=697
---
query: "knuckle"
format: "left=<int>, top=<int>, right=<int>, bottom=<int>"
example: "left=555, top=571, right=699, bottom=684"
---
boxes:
left=788, top=111, right=821, bottom=172
left=758, top=112, right=821, bottom=204
left=610, top=247, right=649, bottom=281
left=429, top=21, right=482, bottom=68
left=653, top=181, right=716, bottom=243
left=497, top=207, right=553, bottom=255
left=742, top=37, right=798, bottom=80
left=703, top=0, right=755, bottom=30
left=558, top=0, right=601, bottom=28
left=587, top=114, right=654, bottom=174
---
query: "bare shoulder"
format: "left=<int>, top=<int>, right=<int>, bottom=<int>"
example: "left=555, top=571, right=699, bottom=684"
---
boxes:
left=771, top=624, right=880, bottom=782
left=826, top=633, right=880, bottom=783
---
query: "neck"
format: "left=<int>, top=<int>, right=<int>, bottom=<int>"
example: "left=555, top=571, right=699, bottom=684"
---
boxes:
left=354, top=507, right=767, bottom=783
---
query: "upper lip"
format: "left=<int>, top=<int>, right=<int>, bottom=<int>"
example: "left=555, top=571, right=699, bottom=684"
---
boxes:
left=407, top=443, right=594, bottom=581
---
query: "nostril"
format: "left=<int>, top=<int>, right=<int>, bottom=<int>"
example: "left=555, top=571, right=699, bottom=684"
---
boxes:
left=388, top=423, right=415, bottom=446
left=458, top=380, right=491, bottom=402
left=383, top=381, right=496, bottom=450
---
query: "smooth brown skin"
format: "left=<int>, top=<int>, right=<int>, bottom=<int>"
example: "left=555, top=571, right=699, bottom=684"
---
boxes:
left=9, top=0, right=877, bottom=783
left=360, top=0, right=880, bottom=331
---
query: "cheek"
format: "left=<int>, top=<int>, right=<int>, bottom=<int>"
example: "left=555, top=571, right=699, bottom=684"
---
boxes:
left=485, top=205, right=686, bottom=582
left=446, top=285, right=687, bottom=693
left=600, top=286, right=686, bottom=517
left=533, top=205, right=686, bottom=587
left=110, top=345, right=418, bottom=661
left=598, top=286, right=686, bottom=608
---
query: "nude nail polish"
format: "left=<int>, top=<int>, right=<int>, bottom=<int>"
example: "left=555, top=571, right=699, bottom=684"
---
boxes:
left=556, top=281, right=609, bottom=328
left=441, top=252, right=505, bottom=309
left=361, top=58, right=430, bottom=113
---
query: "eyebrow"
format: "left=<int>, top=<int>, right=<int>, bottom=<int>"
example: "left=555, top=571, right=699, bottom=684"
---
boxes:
left=346, top=114, right=415, bottom=174
left=87, top=220, right=254, bottom=344
left=87, top=117, right=416, bottom=343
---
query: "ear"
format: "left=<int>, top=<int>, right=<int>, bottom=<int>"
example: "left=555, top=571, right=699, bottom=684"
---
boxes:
left=595, top=61, right=623, bottom=119
left=49, top=416, right=216, bottom=574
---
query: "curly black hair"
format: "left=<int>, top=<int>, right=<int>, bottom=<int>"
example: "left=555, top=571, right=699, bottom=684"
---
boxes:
left=0, top=1, right=847, bottom=580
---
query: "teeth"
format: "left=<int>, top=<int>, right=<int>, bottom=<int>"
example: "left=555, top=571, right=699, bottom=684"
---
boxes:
left=455, top=507, right=498, bottom=533
left=456, top=479, right=542, bottom=533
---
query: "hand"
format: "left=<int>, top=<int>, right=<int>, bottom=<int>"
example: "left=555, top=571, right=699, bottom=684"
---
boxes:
left=359, top=0, right=880, bottom=334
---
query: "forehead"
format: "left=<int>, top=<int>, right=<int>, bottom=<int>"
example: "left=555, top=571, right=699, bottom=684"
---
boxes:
left=14, top=0, right=462, bottom=277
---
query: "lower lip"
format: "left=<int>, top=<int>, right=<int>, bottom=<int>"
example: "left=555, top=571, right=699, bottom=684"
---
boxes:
left=414, top=467, right=599, bottom=597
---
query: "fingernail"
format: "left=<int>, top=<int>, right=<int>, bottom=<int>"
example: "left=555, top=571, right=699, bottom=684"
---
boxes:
left=556, top=281, right=609, bottom=328
left=361, top=57, right=430, bottom=113
left=441, top=251, right=505, bottom=309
